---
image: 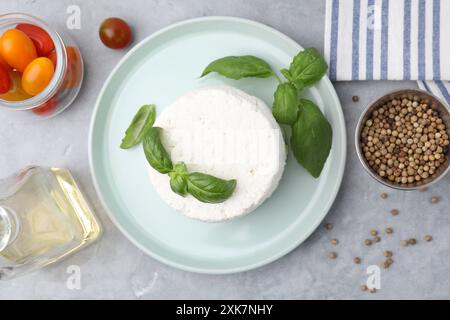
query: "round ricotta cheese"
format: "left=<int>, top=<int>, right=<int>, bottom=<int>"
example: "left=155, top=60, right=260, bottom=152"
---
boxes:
left=147, top=85, right=286, bottom=222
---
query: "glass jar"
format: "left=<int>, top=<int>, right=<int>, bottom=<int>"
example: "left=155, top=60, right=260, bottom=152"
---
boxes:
left=0, top=13, right=84, bottom=118
left=0, top=166, right=101, bottom=280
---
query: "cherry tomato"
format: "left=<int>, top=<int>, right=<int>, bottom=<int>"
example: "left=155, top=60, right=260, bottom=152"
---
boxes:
left=47, top=50, right=57, bottom=68
left=99, top=17, right=132, bottom=49
left=0, top=54, right=10, bottom=70
left=22, top=57, right=54, bottom=96
left=0, top=71, right=32, bottom=101
left=32, top=96, right=57, bottom=116
left=0, top=64, right=11, bottom=94
left=0, top=29, right=37, bottom=72
left=63, top=46, right=82, bottom=88
left=16, top=23, right=54, bottom=56
left=47, top=47, right=81, bottom=88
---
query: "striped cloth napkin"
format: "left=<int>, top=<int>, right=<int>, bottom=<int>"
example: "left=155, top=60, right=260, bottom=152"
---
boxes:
left=324, top=0, right=450, bottom=106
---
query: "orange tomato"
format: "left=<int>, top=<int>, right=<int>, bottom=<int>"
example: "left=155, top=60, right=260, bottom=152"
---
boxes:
left=0, top=71, right=32, bottom=101
left=0, top=29, right=37, bottom=72
left=22, top=57, right=54, bottom=96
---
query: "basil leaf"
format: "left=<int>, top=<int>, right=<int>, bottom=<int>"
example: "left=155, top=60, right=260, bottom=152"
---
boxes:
left=201, top=56, right=273, bottom=80
left=143, top=127, right=173, bottom=174
left=290, top=99, right=332, bottom=178
left=170, top=174, right=188, bottom=196
left=186, top=172, right=237, bottom=203
left=289, top=48, right=328, bottom=90
left=172, top=161, right=188, bottom=174
left=280, top=68, right=293, bottom=82
left=272, top=82, right=299, bottom=125
left=120, top=104, right=156, bottom=149
left=168, top=162, right=188, bottom=196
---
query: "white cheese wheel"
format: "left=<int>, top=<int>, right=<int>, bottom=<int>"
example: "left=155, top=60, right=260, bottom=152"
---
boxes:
left=147, top=85, right=286, bottom=222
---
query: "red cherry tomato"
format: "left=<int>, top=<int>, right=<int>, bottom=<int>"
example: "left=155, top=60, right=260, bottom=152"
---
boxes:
left=46, top=47, right=81, bottom=88
left=99, top=17, right=132, bottom=49
left=0, top=29, right=37, bottom=72
left=0, top=64, right=11, bottom=94
left=32, top=96, right=57, bottom=116
left=63, top=46, right=82, bottom=88
left=16, top=23, right=54, bottom=56
left=47, top=50, right=57, bottom=68
left=0, top=71, right=32, bottom=101
left=0, top=54, right=10, bottom=70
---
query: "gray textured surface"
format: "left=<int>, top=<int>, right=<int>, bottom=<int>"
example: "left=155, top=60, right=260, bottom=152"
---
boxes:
left=1, top=0, right=449, bottom=300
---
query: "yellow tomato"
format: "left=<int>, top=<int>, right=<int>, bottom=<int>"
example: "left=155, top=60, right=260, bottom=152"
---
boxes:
left=22, top=57, right=54, bottom=96
left=0, top=29, right=37, bottom=72
left=0, top=71, right=32, bottom=101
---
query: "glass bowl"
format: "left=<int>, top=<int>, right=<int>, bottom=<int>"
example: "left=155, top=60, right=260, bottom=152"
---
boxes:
left=0, top=13, right=84, bottom=118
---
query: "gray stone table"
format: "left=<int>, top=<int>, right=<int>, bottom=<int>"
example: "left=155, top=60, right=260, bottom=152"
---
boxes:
left=1, top=0, right=449, bottom=300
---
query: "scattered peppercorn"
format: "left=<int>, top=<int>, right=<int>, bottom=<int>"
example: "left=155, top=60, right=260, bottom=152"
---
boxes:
left=324, top=223, right=334, bottom=230
left=385, top=227, right=393, bottom=234
left=390, top=209, right=399, bottom=216
left=380, top=192, right=388, bottom=199
left=365, top=239, right=373, bottom=246
left=424, top=235, right=433, bottom=242
left=401, top=240, right=409, bottom=247
left=370, top=229, right=378, bottom=236
left=330, top=238, right=339, bottom=245
left=352, top=95, right=359, bottom=102
left=328, top=252, right=337, bottom=259
left=373, top=236, right=381, bottom=243
left=361, top=284, right=368, bottom=291
left=360, top=96, right=449, bottom=185
left=353, top=257, right=361, bottom=264
left=431, top=196, right=439, bottom=204
left=369, top=287, right=377, bottom=293
left=409, top=238, right=417, bottom=245
left=384, top=250, right=393, bottom=258
left=383, top=258, right=394, bottom=269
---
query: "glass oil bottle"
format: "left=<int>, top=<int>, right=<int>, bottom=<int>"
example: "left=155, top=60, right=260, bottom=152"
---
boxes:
left=0, top=166, right=101, bottom=279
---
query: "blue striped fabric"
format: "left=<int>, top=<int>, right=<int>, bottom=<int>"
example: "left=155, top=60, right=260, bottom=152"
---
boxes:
left=324, top=0, right=450, bottom=107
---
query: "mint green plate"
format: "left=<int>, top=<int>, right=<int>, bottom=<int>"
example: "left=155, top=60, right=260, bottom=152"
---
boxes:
left=89, top=17, right=346, bottom=274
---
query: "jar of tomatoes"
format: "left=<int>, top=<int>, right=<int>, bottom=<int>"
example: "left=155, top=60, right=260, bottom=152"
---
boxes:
left=0, top=13, right=83, bottom=118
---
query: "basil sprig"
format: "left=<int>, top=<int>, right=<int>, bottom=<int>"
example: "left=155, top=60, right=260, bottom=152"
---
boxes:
left=201, top=56, right=273, bottom=80
left=121, top=108, right=237, bottom=203
left=201, top=47, right=332, bottom=178
left=144, top=130, right=237, bottom=202
left=168, top=162, right=237, bottom=203
left=120, top=104, right=156, bottom=149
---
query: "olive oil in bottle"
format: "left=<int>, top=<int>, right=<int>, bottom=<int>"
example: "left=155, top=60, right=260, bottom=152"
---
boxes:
left=0, top=166, right=101, bottom=279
